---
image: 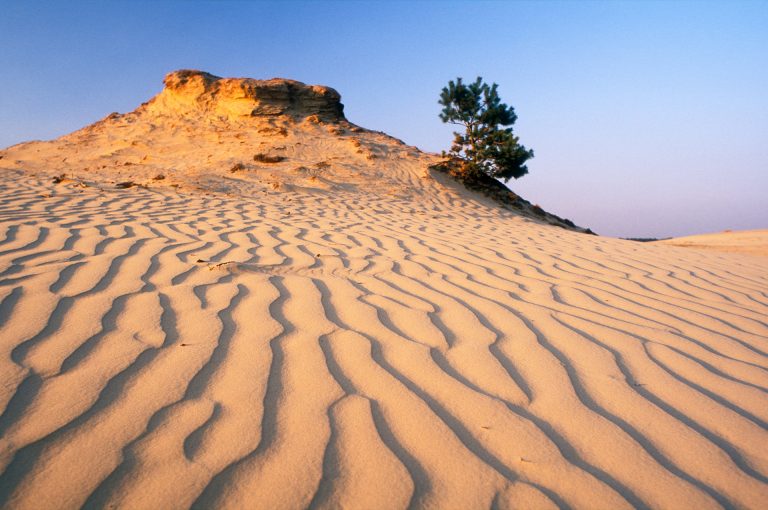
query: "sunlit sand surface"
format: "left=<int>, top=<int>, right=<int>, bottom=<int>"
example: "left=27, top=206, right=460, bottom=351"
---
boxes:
left=656, top=230, right=768, bottom=258
left=1, top=71, right=766, bottom=509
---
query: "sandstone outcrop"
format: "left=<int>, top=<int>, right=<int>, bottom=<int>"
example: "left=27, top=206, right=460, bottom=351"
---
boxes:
left=142, top=69, right=345, bottom=122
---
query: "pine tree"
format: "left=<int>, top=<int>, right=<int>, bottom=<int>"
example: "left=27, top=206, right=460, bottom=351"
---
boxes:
left=439, top=77, right=533, bottom=181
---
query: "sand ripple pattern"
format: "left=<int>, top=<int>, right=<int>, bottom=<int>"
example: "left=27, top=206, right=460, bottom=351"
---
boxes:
left=1, top=174, right=767, bottom=509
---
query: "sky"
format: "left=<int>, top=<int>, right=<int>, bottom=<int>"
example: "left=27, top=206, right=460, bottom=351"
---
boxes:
left=1, top=0, right=766, bottom=238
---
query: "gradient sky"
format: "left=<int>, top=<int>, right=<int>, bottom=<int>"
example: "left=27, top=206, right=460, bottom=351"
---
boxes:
left=1, top=0, right=766, bottom=238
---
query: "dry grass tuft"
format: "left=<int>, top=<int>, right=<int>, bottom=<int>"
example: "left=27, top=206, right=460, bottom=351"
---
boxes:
left=254, top=153, right=286, bottom=164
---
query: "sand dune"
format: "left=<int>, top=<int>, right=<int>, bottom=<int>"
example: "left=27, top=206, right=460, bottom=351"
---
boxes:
left=655, top=230, right=768, bottom=258
left=1, top=71, right=767, bottom=509
left=1, top=170, right=766, bottom=509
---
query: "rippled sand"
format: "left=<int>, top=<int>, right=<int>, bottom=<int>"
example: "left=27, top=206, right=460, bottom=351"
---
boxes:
left=0, top=166, right=766, bottom=509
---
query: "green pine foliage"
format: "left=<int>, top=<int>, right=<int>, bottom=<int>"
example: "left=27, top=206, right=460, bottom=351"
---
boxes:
left=439, top=77, right=533, bottom=181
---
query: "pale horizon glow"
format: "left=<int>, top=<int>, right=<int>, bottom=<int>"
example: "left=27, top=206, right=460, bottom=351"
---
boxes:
left=1, top=0, right=766, bottom=238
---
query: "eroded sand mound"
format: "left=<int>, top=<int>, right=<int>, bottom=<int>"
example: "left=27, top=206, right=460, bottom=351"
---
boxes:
left=0, top=70, right=582, bottom=231
left=0, top=72, right=767, bottom=509
left=0, top=69, right=425, bottom=196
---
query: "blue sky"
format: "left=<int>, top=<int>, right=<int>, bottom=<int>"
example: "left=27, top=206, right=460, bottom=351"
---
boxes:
left=1, top=0, right=766, bottom=237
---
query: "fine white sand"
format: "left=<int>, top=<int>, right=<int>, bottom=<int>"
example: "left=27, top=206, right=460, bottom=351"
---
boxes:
left=0, top=72, right=767, bottom=509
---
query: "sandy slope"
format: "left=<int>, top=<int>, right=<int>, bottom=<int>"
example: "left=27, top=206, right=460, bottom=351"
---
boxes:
left=1, top=170, right=767, bottom=510
left=655, top=230, right=768, bottom=258
left=1, top=72, right=767, bottom=509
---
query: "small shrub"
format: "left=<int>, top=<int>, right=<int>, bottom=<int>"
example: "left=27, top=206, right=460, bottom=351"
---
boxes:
left=295, top=166, right=320, bottom=179
left=254, top=153, right=286, bottom=164
left=256, top=127, right=288, bottom=136
left=230, top=163, right=246, bottom=173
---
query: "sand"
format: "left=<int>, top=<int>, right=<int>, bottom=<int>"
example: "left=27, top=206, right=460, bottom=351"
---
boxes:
left=1, top=71, right=767, bottom=509
left=1, top=169, right=767, bottom=509
left=655, top=230, right=768, bottom=258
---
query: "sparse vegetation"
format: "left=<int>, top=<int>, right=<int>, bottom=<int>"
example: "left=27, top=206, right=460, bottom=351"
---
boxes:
left=428, top=160, right=593, bottom=233
left=254, top=153, right=286, bottom=164
left=439, top=77, right=533, bottom=182
left=294, top=165, right=321, bottom=181
left=257, top=126, right=288, bottom=136
left=230, top=162, right=246, bottom=173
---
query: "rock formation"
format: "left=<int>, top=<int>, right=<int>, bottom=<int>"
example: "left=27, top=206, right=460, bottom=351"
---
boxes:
left=143, top=69, right=345, bottom=122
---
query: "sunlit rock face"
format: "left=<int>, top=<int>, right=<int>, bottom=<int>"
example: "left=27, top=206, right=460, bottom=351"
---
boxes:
left=146, top=69, right=345, bottom=121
